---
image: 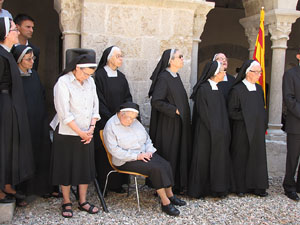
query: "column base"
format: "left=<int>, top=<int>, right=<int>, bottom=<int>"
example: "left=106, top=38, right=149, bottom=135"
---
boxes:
left=267, top=123, right=286, bottom=141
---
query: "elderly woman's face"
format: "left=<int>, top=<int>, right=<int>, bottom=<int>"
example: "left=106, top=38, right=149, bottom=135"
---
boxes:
left=6, top=21, right=19, bottom=45
left=109, top=49, right=123, bottom=68
left=246, top=64, right=262, bottom=84
left=74, top=67, right=96, bottom=83
left=19, top=52, right=34, bottom=70
left=119, top=111, right=138, bottom=127
left=170, top=50, right=184, bottom=69
left=215, top=53, right=228, bottom=70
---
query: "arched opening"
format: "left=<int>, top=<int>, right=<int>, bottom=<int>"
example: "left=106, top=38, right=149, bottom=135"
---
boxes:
left=5, top=0, right=61, bottom=119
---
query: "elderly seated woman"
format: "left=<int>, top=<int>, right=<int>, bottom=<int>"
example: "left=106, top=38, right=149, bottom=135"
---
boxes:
left=103, top=102, right=186, bottom=216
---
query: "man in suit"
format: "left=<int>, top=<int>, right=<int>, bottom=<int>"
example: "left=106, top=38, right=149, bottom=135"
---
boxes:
left=213, top=53, right=235, bottom=100
left=282, top=49, right=300, bottom=201
left=14, top=14, right=40, bottom=71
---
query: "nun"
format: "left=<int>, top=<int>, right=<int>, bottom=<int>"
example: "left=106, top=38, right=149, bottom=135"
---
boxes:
left=94, top=46, right=132, bottom=193
left=148, top=49, right=192, bottom=193
left=103, top=102, right=186, bottom=216
left=228, top=60, right=269, bottom=197
left=11, top=45, right=52, bottom=197
left=50, top=54, right=100, bottom=218
left=188, top=61, right=231, bottom=198
left=0, top=17, right=34, bottom=205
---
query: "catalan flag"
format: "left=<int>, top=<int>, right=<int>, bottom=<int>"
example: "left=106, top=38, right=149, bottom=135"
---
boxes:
left=253, top=7, right=266, bottom=101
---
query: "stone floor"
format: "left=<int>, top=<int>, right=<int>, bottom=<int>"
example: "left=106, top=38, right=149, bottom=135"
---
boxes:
left=2, top=176, right=300, bottom=225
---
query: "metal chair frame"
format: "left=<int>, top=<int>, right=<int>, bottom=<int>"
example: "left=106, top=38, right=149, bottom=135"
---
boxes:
left=100, top=130, right=148, bottom=211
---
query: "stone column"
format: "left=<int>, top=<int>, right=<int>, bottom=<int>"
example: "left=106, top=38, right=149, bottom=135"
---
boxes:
left=266, top=9, right=300, bottom=135
left=239, top=15, right=261, bottom=58
left=54, top=0, right=82, bottom=68
left=190, top=5, right=214, bottom=90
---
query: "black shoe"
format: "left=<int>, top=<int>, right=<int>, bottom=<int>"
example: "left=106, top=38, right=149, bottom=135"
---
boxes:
left=285, top=191, right=300, bottom=201
left=3, top=190, right=26, bottom=200
left=161, top=203, right=180, bottom=216
left=253, top=192, right=268, bottom=197
left=169, top=196, right=186, bottom=206
left=236, top=192, right=245, bottom=197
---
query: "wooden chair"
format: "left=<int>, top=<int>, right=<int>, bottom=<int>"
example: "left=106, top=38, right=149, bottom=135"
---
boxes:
left=99, top=130, right=148, bottom=211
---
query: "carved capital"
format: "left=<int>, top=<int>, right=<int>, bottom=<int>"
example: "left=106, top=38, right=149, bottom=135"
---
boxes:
left=54, top=0, right=82, bottom=34
left=193, top=2, right=214, bottom=39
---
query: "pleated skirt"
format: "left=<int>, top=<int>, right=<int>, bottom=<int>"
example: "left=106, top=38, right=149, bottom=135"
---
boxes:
left=51, top=128, right=96, bottom=186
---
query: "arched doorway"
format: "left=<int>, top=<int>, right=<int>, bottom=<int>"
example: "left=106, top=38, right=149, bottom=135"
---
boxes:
left=5, top=0, right=61, bottom=119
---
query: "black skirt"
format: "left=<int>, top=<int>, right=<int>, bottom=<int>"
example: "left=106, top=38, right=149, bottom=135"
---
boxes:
left=51, top=128, right=96, bottom=186
left=116, top=153, right=174, bottom=190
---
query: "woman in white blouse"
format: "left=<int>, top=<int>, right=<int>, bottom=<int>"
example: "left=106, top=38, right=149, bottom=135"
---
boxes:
left=50, top=54, right=100, bottom=218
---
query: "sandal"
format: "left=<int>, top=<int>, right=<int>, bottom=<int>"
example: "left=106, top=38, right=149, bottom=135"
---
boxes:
left=62, top=203, right=73, bottom=218
left=78, top=201, right=99, bottom=214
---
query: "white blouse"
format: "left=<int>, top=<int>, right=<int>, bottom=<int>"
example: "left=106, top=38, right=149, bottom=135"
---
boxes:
left=103, top=114, right=157, bottom=166
left=50, top=72, right=100, bottom=136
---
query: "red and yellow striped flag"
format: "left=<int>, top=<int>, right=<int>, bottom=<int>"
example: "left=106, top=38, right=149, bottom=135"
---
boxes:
left=253, top=7, right=266, bottom=101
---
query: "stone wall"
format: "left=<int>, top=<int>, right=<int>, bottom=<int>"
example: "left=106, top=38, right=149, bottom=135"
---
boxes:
left=80, top=0, right=213, bottom=126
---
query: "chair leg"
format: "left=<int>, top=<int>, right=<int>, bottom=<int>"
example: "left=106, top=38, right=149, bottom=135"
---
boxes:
left=94, top=179, right=109, bottom=213
left=103, top=170, right=117, bottom=197
left=134, top=176, right=140, bottom=212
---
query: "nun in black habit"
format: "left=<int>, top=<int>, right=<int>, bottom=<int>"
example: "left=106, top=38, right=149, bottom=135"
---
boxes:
left=149, top=49, right=192, bottom=193
left=0, top=17, right=34, bottom=203
left=11, top=45, right=52, bottom=197
left=94, top=46, right=132, bottom=193
left=188, top=61, right=231, bottom=198
left=228, top=59, right=269, bottom=197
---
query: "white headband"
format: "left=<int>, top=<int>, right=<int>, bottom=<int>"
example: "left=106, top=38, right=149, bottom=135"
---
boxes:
left=214, top=61, right=221, bottom=75
left=120, top=108, right=139, bottom=114
left=107, top=46, right=121, bottom=62
left=169, top=49, right=175, bottom=64
left=246, top=61, right=261, bottom=74
left=17, top=46, right=32, bottom=63
left=76, top=63, right=97, bottom=68
left=212, top=53, right=220, bottom=61
left=4, top=17, right=10, bottom=37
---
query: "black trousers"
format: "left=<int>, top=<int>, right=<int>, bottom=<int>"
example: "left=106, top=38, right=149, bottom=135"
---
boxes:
left=283, top=133, right=300, bottom=192
left=116, top=153, right=174, bottom=190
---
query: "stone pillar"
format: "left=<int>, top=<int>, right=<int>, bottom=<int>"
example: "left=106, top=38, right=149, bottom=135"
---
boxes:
left=239, top=15, right=261, bottom=58
left=190, top=5, right=214, bottom=90
left=54, top=0, right=82, bottom=68
left=266, top=9, right=300, bottom=135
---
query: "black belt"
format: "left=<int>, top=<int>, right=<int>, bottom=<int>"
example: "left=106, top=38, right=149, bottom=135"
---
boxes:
left=0, top=89, right=9, bottom=94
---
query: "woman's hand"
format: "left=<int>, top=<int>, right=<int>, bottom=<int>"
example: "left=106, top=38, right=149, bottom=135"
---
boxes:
left=137, top=152, right=152, bottom=162
left=176, top=109, right=180, bottom=115
left=87, top=125, right=95, bottom=135
left=79, top=131, right=93, bottom=144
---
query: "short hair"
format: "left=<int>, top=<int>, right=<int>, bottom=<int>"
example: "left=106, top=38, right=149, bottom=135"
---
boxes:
left=14, top=14, right=34, bottom=25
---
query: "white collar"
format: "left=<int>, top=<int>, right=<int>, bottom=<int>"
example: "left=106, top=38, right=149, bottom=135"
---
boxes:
left=223, top=74, right=228, bottom=81
left=242, top=78, right=256, bottom=91
left=0, top=44, right=11, bottom=52
left=104, top=65, right=118, bottom=77
left=19, top=68, right=32, bottom=77
left=166, top=68, right=177, bottom=78
left=208, top=79, right=218, bottom=90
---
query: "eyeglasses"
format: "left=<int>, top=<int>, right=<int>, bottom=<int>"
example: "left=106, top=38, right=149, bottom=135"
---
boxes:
left=250, top=70, right=262, bottom=74
left=81, top=69, right=94, bottom=76
left=23, top=56, right=36, bottom=62
left=173, top=55, right=183, bottom=59
left=9, top=28, right=19, bottom=33
left=216, top=57, right=227, bottom=61
left=114, top=54, right=123, bottom=59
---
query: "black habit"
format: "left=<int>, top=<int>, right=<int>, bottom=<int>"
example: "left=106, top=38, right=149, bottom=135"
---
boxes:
left=188, top=61, right=231, bottom=198
left=17, top=69, right=52, bottom=195
left=282, top=65, right=300, bottom=192
left=0, top=45, right=34, bottom=189
left=217, top=72, right=235, bottom=101
left=149, top=49, right=191, bottom=191
left=228, top=60, right=269, bottom=194
left=94, top=46, right=132, bottom=191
